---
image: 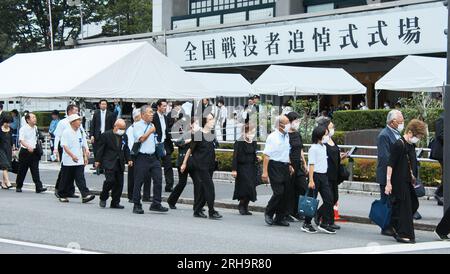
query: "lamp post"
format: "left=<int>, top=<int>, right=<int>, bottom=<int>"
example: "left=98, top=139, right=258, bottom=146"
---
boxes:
left=444, top=0, right=450, bottom=212
left=47, top=0, right=54, bottom=50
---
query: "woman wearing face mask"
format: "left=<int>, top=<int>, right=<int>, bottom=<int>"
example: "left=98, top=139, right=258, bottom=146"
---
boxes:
left=301, top=126, right=336, bottom=234
left=385, top=119, right=427, bottom=244
left=315, top=117, right=348, bottom=230
left=285, top=112, right=308, bottom=222
left=231, top=123, right=258, bottom=215
left=181, top=113, right=222, bottom=219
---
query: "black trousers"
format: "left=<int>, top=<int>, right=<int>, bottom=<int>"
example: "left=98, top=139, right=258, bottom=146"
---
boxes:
left=436, top=206, right=450, bottom=236
left=16, top=148, right=43, bottom=190
left=167, top=167, right=195, bottom=207
left=55, top=145, right=75, bottom=195
left=436, top=161, right=444, bottom=197
left=265, top=161, right=290, bottom=220
left=128, top=165, right=151, bottom=200
left=222, top=121, right=227, bottom=141
left=100, top=161, right=124, bottom=206
left=162, top=144, right=174, bottom=190
left=191, top=168, right=215, bottom=214
left=287, top=171, right=307, bottom=217
left=306, top=173, right=334, bottom=225
left=390, top=185, right=418, bottom=239
left=133, top=154, right=162, bottom=207
left=58, top=165, right=90, bottom=198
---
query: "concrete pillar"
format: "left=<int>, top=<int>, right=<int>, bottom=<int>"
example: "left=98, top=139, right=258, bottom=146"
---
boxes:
left=153, top=0, right=189, bottom=32
left=276, top=0, right=305, bottom=17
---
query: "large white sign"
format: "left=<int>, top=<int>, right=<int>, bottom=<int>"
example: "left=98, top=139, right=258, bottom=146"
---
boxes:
left=167, top=3, right=447, bottom=69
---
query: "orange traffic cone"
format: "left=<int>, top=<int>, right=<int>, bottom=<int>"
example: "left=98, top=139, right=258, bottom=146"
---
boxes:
left=334, top=203, right=340, bottom=221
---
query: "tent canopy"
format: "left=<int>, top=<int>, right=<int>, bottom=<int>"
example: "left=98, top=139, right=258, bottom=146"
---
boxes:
left=375, top=55, right=446, bottom=93
left=187, top=72, right=251, bottom=98
left=0, top=42, right=214, bottom=100
left=251, top=65, right=366, bottom=96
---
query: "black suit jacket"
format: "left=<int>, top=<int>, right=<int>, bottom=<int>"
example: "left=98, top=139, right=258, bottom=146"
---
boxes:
left=95, top=130, right=130, bottom=172
left=90, top=109, right=116, bottom=140
left=434, top=115, right=444, bottom=161
left=153, top=112, right=174, bottom=153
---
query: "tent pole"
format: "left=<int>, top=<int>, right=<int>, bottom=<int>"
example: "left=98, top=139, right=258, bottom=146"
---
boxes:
left=317, top=94, right=320, bottom=116
left=375, top=89, right=380, bottom=110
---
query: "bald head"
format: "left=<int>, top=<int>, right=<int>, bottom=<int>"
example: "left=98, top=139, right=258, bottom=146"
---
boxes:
left=276, top=115, right=290, bottom=134
left=113, top=119, right=127, bottom=136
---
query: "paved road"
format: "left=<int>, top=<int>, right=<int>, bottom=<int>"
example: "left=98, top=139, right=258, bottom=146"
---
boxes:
left=0, top=190, right=448, bottom=254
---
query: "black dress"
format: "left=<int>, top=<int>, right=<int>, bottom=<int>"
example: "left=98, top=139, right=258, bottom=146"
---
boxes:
left=0, top=129, right=12, bottom=170
left=232, top=140, right=257, bottom=202
left=287, top=132, right=307, bottom=216
left=325, top=143, right=341, bottom=204
left=388, top=137, right=419, bottom=240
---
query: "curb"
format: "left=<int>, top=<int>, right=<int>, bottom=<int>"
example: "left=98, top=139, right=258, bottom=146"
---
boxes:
left=18, top=182, right=438, bottom=232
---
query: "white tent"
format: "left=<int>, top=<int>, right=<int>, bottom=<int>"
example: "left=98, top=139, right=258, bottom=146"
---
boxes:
left=251, top=65, right=367, bottom=96
left=187, top=72, right=251, bottom=97
left=375, top=55, right=446, bottom=93
left=0, top=42, right=214, bottom=100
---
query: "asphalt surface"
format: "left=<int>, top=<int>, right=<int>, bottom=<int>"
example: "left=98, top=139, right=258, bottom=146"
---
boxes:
left=0, top=189, right=448, bottom=254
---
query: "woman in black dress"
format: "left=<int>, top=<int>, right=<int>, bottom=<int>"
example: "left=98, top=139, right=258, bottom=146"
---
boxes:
left=231, top=123, right=258, bottom=215
left=0, top=115, right=14, bottom=189
left=316, top=117, right=348, bottom=230
left=284, top=112, right=308, bottom=221
left=181, top=113, right=222, bottom=220
left=385, top=119, right=427, bottom=244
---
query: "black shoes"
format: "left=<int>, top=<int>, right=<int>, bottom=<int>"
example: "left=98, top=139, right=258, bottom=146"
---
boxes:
left=264, top=213, right=274, bottom=225
left=36, top=187, right=47, bottom=193
left=16, top=188, right=22, bottom=193
left=82, top=195, right=95, bottom=203
left=330, top=223, right=341, bottom=230
left=168, top=203, right=177, bottom=210
left=394, top=235, right=415, bottom=244
left=381, top=228, right=396, bottom=237
left=133, top=204, right=144, bottom=214
left=59, top=197, right=69, bottom=203
left=111, top=204, right=125, bottom=209
left=274, top=219, right=290, bottom=227
left=413, top=211, right=422, bottom=220
left=209, top=211, right=223, bottom=220
left=149, top=205, right=169, bottom=212
left=99, top=200, right=106, bottom=208
left=301, top=223, right=318, bottom=234
left=434, top=230, right=450, bottom=241
left=193, top=211, right=208, bottom=218
left=318, top=224, right=337, bottom=234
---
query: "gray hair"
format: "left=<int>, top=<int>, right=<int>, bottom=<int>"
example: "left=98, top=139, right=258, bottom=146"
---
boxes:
left=316, top=116, right=331, bottom=128
left=140, top=104, right=153, bottom=114
left=386, top=109, right=402, bottom=124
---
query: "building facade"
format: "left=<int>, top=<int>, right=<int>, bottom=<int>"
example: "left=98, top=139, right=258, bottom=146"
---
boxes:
left=80, top=0, right=447, bottom=110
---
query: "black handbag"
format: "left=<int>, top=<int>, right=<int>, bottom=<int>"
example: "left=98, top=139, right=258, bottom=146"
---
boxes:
left=414, top=179, right=426, bottom=198
left=255, top=161, right=263, bottom=186
left=338, top=164, right=350, bottom=184
left=9, top=159, right=19, bottom=174
left=130, top=142, right=141, bottom=159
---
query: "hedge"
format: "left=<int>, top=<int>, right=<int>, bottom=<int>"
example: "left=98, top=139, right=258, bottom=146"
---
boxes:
left=170, top=150, right=442, bottom=187
left=333, top=109, right=443, bottom=132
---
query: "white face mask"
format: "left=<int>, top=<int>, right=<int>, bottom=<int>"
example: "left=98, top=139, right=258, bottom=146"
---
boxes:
left=292, top=121, right=300, bottom=131
left=329, top=128, right=335, bottom=137
left=397, top=123, right=405, bottom=132
left=283, top=124, right=291, bottom=133
left=410, top=136, right=420, bottom=144
left=322, top=135, right=330, bottom=143
left=116, top=129, right=125, bottom=136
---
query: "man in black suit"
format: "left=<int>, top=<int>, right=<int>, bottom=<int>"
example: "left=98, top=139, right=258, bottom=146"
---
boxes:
left=153, top=99, right=175, bottom=192
left=95, top=119, right=131, bottom=209
left=433, top=113, right=444, bottom=206
left=90, top=99, right=117, bottom=166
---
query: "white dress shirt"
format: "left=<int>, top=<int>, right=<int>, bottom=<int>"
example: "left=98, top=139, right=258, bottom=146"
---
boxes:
left=158, top=112, right=166, bottom=143
left=100, top=110, right=106, bottom=134
left=19, top=123, right=37, bottom=149
left=263, top=130, right=290, bottom=163
left=61, top=127, right=88, bottom=166
left=126, top=123, right=135, bottom=151
left=308, top=144, right=328, bottom=174
left=53, top=117, right=85, bottom=150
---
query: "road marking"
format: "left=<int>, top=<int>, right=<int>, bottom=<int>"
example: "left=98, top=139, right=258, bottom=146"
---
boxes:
left=302, top=241, right=450, bottom=254
left=0, top=238, right=103, bottom=254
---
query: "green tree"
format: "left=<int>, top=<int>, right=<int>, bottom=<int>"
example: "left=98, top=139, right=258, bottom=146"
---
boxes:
left=101, top=0, right=152, bottom=36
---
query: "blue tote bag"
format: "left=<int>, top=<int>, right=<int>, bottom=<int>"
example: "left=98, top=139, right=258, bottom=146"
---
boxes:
left=298, top=189, right=319, bottom=218
left=369, top=198, right=392, bottom=230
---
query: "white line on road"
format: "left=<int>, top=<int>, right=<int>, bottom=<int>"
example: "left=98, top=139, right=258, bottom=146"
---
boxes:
left=302, top=241, right=450, bottom=254
left=0, top=238, right=103, bottom=254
